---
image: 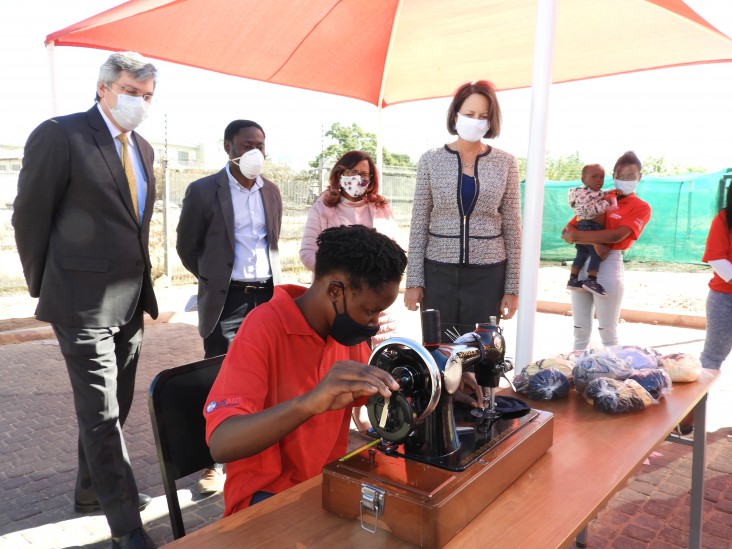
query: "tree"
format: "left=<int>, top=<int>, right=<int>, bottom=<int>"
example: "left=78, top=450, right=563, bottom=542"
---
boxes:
left=642, top=156, right=705, bottom=176
left=516, top=152, right=584, bottom=181
left=309, top=122, right=415, bottom=168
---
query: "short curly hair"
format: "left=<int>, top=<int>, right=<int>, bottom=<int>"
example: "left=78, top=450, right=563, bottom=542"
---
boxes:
left=314, top=225, right=407, bottom=290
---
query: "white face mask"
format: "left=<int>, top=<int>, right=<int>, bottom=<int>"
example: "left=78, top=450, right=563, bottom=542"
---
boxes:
left=340, top=174, right=369, bottom=198
left=455, top=112, right=489, bottom=142
left=233, top=149, right=265, bottom=179
left=614, top=178, right=639, bottom=195
left=105, top=90, right=149, bottom=131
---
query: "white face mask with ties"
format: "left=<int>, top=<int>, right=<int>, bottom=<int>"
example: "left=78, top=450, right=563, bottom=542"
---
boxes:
left=455, top=113, right=489, bottom=142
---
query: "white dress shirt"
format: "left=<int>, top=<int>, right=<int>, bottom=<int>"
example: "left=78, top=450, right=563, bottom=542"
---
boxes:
left=96, top=103, right=148, bottom=221
left=226, top=163, right=271, bottom=282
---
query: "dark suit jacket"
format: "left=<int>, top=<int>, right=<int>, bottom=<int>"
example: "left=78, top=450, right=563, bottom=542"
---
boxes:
left=12, top=105, right=158, bottom=327
left=176, top=168, right=283, bottom=338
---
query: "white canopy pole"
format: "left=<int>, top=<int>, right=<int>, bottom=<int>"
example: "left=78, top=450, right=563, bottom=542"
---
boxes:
left=47, top=41, right=59, bottom=116
left=515, top=0, right=558, bottom=372
left=376, top=0, right=403, bottom=173
left=376, top=104, right=384, bottom=172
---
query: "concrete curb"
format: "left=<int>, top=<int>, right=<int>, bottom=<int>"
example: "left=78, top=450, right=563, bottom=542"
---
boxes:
left=0, top=311, right=179, bottom=346
left=536, top=300, right=706, bottom=330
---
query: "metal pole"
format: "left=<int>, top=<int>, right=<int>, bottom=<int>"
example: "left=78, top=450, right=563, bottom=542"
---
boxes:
left=376, top=105, right=384, bottom=173
left=163, top=114, right=172, bottom=279
left=47, top=42, right=58, bottom=116
left=515, top=0, right=558, bottom=372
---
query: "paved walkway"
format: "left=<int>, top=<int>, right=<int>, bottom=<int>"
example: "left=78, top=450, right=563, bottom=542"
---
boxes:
left=0, top=285, right=730, bottom=548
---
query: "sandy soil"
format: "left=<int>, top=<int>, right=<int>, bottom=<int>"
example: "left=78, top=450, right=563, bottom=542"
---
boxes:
left=0, top=264, right=713, bottom=330
left=537, top=265, right=711, bottom=314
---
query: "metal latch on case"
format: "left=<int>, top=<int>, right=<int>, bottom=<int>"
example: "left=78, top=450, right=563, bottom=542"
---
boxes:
left=359, top=484, right=385, bottom=533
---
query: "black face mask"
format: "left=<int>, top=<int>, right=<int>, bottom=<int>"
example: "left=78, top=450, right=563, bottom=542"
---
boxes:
left=329, top=282, right=379, bottom=346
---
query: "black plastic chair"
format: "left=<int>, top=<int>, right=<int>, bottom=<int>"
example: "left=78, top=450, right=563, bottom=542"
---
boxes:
left=148, top=355, right=224, bottom=539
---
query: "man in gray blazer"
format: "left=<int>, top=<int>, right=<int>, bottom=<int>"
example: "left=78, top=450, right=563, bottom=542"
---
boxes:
left=12, top=52, right=158, bottom=549
left=176, top=120, right=282, bottom=495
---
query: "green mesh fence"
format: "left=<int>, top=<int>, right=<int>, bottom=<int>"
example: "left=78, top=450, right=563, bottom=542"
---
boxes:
left=532, top=169, right=731, bottom=263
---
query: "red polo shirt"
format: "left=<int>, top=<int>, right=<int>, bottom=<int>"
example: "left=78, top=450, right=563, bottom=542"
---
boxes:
left=204, top=284, right=370, bottom=516
left=702, top=211, right=732, bottom=294
left=569, top=193, right=651, bottom=251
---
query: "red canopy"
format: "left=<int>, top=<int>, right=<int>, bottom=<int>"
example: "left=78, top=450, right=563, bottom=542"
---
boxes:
left=46, top=0, right=732, bottom=108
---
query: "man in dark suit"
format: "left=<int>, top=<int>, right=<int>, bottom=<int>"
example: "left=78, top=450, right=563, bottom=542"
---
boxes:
left=176, top=119, right=283, bottom=495
left=12, top=52, right=159, bottom=549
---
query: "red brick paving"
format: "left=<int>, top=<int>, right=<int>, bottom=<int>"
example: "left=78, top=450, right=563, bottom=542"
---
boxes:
left=0, top=308, right=730, bottom=548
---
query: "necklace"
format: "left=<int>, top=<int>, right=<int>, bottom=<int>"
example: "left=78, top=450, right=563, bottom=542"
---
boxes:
left=459, top=144, right=486, bottom=170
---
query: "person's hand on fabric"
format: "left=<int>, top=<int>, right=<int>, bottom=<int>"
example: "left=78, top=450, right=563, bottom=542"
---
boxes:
left=452, top=371, right=484, bottom=408
left=404, top=287, right=424, bottom=311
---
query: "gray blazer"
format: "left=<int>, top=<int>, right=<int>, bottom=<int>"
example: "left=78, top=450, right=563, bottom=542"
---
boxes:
left=12, top=106, right=158, bottom=327
left=176, top=168, right=283, bottom=338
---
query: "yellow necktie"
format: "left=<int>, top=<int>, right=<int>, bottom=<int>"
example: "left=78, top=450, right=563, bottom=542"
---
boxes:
left=118, top=134, right=139, bottom=219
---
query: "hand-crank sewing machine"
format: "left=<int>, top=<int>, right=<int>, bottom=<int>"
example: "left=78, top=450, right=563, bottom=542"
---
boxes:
left=322, top=310, right=554, bottom=548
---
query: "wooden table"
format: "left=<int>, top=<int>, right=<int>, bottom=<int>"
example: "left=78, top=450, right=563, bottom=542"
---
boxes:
left=165, top=369, right=718, bottom=549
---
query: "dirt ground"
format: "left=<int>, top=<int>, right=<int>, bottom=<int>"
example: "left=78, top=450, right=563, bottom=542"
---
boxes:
left=537, top=261, right=711, bottom=314
left=0, top=262, right=713, bottom=330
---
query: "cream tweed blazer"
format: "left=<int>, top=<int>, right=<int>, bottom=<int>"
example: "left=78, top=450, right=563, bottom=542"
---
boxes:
left=406, top=145, right=521, bottom=295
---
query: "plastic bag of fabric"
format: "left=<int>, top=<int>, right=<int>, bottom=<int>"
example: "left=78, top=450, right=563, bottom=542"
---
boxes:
left=629, top=368, right=673, bottom=399
left=557, top=349, right=587, bottom=364
left=606, top=345, right=661, bottom=370
left=514, top=368, right=571, bottom=400
left=523, top=357, right=574, bottom=381
left=583, top=378, right=655, bottom=414
left=659, top=353, right=702, bottom=382
left=573, top=351, right=633, bottom=394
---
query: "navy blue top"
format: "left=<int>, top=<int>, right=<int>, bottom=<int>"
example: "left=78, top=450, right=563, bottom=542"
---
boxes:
left=460, top=173, right=476, bottom=215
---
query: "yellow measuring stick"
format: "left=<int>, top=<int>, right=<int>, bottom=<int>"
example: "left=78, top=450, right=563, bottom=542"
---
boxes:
left=338, top=438, right=380, bottom=462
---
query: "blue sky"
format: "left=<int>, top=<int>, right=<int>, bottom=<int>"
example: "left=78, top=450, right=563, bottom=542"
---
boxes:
left=3, top=1, right=731, bottom=172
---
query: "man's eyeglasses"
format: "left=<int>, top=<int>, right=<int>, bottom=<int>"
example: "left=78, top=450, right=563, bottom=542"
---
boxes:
left=342, top=168, right=371, bottom=180
left=106, top=82, right=154, bottom=103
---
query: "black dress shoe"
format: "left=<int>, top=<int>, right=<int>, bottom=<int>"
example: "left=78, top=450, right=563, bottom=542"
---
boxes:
left=74, top=493, right=152, bottom=513
left=111, top=526, right=156, bottom=549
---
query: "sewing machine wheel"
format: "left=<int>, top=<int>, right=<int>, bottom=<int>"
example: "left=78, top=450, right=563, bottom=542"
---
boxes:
left=367, top=338, right=442, bottom=442
left=366, top=393, right=414, bottom=442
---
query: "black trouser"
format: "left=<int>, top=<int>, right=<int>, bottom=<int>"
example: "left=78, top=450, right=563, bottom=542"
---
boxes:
left=203, top=279, right=274, bottom=358
left=423, top=260, right=506, bottom=343
left=52, top=306, right=144, bottom=537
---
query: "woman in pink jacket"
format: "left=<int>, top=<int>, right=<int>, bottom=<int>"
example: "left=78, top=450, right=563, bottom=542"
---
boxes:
left=300, top=150, right=401, bottom=275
